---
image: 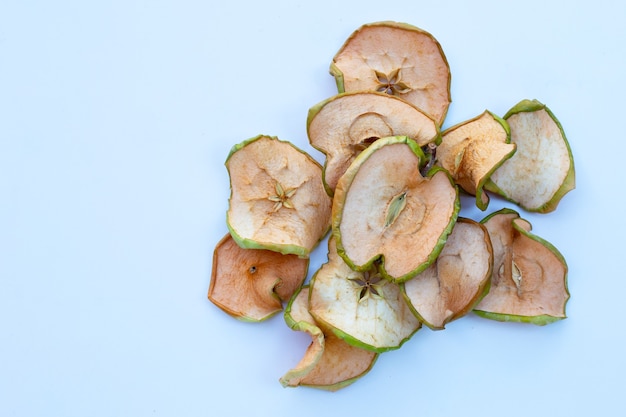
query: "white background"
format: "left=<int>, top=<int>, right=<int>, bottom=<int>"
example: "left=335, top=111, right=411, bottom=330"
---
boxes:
left=1, top=1, right=624, bottom=416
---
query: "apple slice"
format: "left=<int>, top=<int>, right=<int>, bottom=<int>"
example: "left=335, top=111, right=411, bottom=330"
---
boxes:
left=473, top=209, right=570, bottom=325
left=484, top=99, right=575, bottom=213
left=225, top=135, right=332, bottom=257
left=279, top=285, right=378, bottom=391
left=308, top=236, right=421, bottom=352
left=436, top=110, right=516, bottom=210
left=403, top=218, right=493, bottom=330
left=208, top=234, right=309, bottom=322
left=307, top=91, right=439, bottom=195
left=330, top=21, right=451, bottom=126
left=332, top=135, right=459, bottom=283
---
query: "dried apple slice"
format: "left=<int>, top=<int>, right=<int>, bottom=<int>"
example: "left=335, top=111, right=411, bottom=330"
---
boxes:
left=473, top=209, right=569, bottom=325
left=308, top=91, right=440, bottom=195
left=403, top=218, right=493, bottom=330
left=309, top=237, right=421, bottom=352
left=208, top=234, right=309, bottom=322
left=330, top=21, right=451, bottom=126
left=226, top=135, right=332, bottom=257
left=436, top=110, right=516, bottom=210
left=332, top=135, right=459, bottom=282
left=280, top=285, right=378, bottom=391
left=484, top=99, right=575, bottom=213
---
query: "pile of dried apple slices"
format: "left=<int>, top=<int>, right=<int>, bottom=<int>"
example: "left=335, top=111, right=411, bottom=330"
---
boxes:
left=208, top=20, right=575, bottom=391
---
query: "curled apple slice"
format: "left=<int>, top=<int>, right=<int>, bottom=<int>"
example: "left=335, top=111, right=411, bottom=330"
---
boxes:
left=330, top=21, right=451, bottom=126
left=226, top=135, right=332, bottom=257
left=309, top=237, right=421, bottom=352
left=332, top=135, right=459, bottom=282
left=473, top=209, right=569, bottom=325
left=436, top=110, right=516, bottom=210
left=403, top=218, right=493, bottom=330
left=208, top=234, right=309, bottom=322
left=280, top=285, right=378, bottom=391
left=485, top=99, right=575, bottom=213
left=307, top=91, right=439, bottom=195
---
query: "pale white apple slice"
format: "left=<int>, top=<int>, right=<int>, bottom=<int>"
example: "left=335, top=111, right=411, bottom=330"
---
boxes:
left=308, top=237, right=421, bottom=352
left=485, top=99, right=575, bottom=213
